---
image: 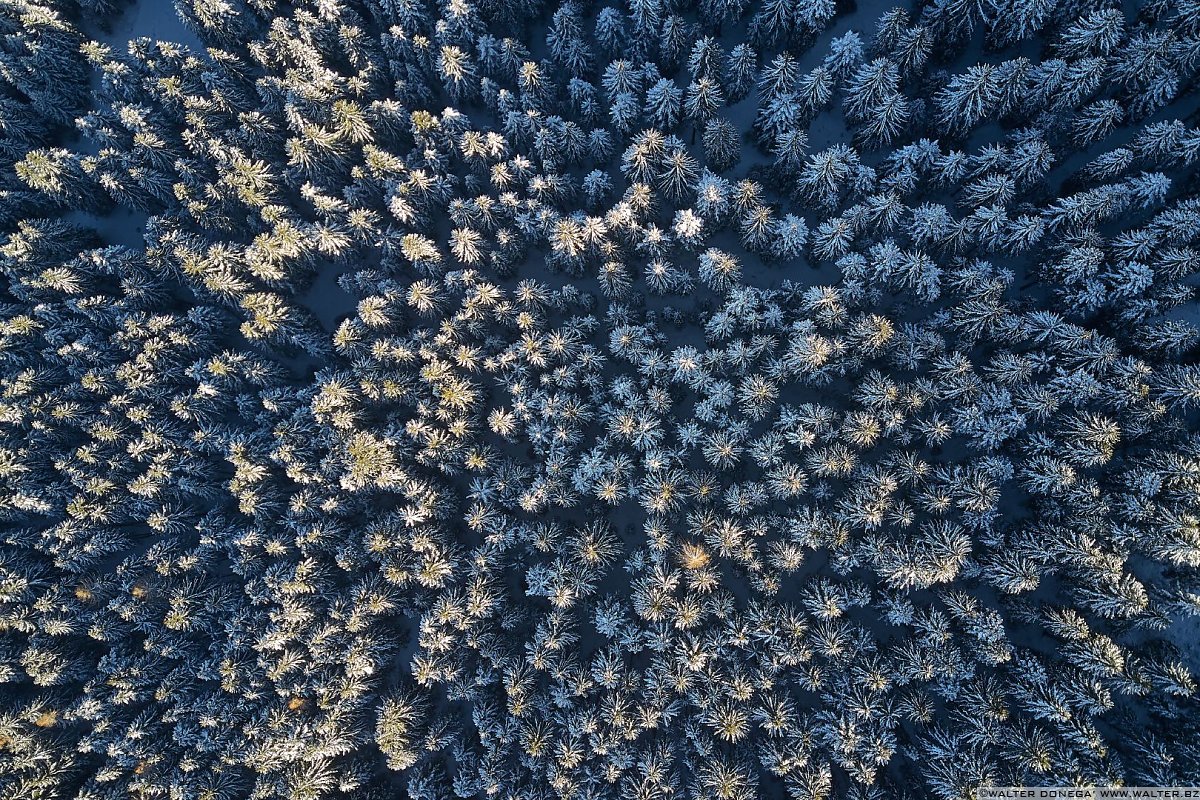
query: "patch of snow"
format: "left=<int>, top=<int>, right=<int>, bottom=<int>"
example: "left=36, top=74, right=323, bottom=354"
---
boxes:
left=62, top=207, right=149, bottom=250
left=300, top=262, right=358, bottom=334
left=93, top=1, right=204, bottom=53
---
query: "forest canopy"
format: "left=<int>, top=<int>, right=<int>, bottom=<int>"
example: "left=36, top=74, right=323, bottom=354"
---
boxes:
left=2, top=0, right=1200, bottom=798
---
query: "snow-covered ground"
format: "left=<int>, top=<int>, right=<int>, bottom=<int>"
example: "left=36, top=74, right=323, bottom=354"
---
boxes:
left=92, top=0, right=203, bottom=52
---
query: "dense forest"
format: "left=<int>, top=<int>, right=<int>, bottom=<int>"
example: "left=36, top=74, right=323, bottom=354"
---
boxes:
left=2, top=0, right=1200, bottom=797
